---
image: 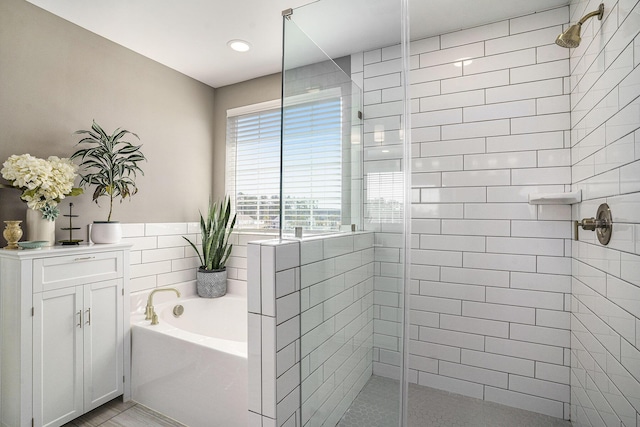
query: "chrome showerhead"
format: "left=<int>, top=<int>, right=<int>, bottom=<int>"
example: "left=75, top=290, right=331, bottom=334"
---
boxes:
left=555, top=3, right=604, bottom=48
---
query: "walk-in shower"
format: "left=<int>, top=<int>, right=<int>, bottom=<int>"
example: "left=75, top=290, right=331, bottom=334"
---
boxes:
left=248, top=0, right=640, bottom=426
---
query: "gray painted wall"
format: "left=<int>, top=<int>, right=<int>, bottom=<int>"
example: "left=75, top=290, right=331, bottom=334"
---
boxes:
left=0, top=0, right=216, bottom=239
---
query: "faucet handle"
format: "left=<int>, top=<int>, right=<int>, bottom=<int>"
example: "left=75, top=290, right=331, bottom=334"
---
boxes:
left=144, top=303, right=153, bottom=320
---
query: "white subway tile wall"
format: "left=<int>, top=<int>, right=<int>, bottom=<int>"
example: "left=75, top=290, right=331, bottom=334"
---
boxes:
left=123, top=224, right=274, bottom=299
left=355, top=6, right=576, bottom=420
left=569, top=0, right=640, bottom=426
left=247, top=233, right=375, bottom=427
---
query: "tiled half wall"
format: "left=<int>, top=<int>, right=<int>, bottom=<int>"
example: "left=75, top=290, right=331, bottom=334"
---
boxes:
left=122, top=222, right=275, bottom=308
left=247, top=232, right=375, bottom=427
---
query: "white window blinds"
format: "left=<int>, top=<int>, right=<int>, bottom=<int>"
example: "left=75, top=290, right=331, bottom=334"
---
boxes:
left=282, top=98, right=343, bottom=231
left=226, top=97, right=343, bottom=231
left=366, top=171, right=404, bottom=223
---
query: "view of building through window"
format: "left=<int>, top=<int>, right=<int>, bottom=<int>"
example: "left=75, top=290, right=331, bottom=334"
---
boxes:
left=227, top=98, right=343, bottom=231
left=366, top=171, right=404, bottom=224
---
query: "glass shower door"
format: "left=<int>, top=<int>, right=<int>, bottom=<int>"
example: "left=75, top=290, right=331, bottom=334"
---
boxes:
left=281, top=1, right=408, bottom=425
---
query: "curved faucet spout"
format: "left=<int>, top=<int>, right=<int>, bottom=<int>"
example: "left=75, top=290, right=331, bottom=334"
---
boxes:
left=150, top=287, right=181, bottom=300
left=145, top=288, right=181, bottom=324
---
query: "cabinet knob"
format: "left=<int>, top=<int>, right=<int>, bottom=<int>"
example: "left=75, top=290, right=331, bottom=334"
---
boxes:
left=85, top=308, right=91, bottom=325
left=76, top=310, right=82, bottom=328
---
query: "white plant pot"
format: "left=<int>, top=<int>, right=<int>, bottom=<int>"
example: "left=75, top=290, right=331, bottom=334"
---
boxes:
left=90, top=221, right=122, bottom=244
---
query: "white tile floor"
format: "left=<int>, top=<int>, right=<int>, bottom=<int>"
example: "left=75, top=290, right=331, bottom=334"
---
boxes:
left=338, top=375, right=572, bottom=427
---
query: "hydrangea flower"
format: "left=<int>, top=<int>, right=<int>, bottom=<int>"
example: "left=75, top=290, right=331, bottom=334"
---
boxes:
left=1, top=154, right=83, bottom=213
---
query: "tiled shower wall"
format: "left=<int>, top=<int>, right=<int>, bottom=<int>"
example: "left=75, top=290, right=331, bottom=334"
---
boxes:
left=353, top=6, right=575, bottom=419
left=568, top=0, right=640, bottom=426
left=299, top=233, right=374, bottom=427
left=351, top=41, right=408, bottom=384
left=247, top=232, right=375, bottom=427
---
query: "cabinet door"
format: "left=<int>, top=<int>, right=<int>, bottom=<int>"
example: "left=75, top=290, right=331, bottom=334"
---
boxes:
left=33, top=287, right=83, bottom=427
left=83, top=279, right=123, bottom=411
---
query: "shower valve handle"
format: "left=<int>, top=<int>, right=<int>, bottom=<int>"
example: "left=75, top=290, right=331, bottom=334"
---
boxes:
left=574, top=203, right=613, bottom=245
left=578, top=217, right=600, bottom=231
left=575, top=217, right=608, bottom=236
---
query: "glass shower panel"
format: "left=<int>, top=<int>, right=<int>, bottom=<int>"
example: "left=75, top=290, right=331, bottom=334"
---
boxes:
left=280, top=18, right=363, bottom=236
left=281, top=0, right=408, bottom=425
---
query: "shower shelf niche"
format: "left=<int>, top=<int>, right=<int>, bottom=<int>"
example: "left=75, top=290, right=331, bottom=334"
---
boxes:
left=528, top=190, right=582, bottom=205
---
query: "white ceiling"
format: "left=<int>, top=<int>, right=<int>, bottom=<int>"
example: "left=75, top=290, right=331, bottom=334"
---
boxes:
left=26, top=0, right=570, bottom=89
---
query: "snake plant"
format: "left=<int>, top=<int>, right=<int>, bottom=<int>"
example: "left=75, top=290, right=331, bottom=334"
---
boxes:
left=70, top=121, right=146, bottom=221
left=184, top=197, right=237, bottom=271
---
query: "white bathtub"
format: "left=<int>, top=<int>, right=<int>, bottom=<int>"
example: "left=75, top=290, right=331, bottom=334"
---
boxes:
left=131, top=293, right=248, bottom=427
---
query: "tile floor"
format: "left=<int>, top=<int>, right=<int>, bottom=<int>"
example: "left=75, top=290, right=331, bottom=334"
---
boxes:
left=62, top=398, right=185, bottom=427
left=338, top=375, right=572, bottom=427
left=67, top=376, right=572, bottom=426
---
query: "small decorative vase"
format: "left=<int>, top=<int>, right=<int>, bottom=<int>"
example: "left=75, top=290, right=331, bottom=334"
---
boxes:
left=196, top=268, right=227, bottom=298
left=90, top=221, right=122, bottom=244
left=26, top=208, right=56, bottom=246
left=3, top=220, right=23, bottom=250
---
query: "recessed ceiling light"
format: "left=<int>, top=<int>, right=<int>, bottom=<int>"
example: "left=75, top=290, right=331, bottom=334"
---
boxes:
left=227, top=40, right=251, bottom=52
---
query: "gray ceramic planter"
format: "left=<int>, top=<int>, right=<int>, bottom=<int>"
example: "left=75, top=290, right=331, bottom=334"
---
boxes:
left=196, top=268, right=227, bottom=298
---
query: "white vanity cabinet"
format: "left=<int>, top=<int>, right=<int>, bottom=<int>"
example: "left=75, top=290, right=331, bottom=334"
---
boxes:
left=0, top=244, right=131, bottom=427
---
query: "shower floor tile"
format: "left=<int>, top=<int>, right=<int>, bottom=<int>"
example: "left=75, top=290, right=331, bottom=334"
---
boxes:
left=338, top=375, right=572, bottom=427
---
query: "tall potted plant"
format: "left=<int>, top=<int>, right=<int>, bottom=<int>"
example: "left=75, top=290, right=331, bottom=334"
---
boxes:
left=184, top=198, right=236, bottom=298
left=71, top=121, right=146, bottom=243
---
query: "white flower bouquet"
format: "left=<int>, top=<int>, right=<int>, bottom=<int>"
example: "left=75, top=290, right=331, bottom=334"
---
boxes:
left=1, top=154, right=83, bottom=218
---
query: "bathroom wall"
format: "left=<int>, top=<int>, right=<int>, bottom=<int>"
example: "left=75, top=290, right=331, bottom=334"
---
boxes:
left=121, top=222, right=275, bottom=310
left=568, top=0, right=640, bottom=426
left=0, top=0, right=215, bottom=232
left=351, top=49, right=408, bottom=384
left=353, top=6, right=575, bottom=419
left=247, top=232, right=375, bottom=427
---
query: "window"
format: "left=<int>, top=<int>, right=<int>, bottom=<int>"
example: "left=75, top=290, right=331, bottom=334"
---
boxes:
left=226, top=97, right=344, bottom=231
left=282, top=98, right=343, bottom=231
left=366, top=171, right=404, bottom=223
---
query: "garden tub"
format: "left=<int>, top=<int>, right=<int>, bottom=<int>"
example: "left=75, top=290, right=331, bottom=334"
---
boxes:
left=131, top=293, right=247, bottom=427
